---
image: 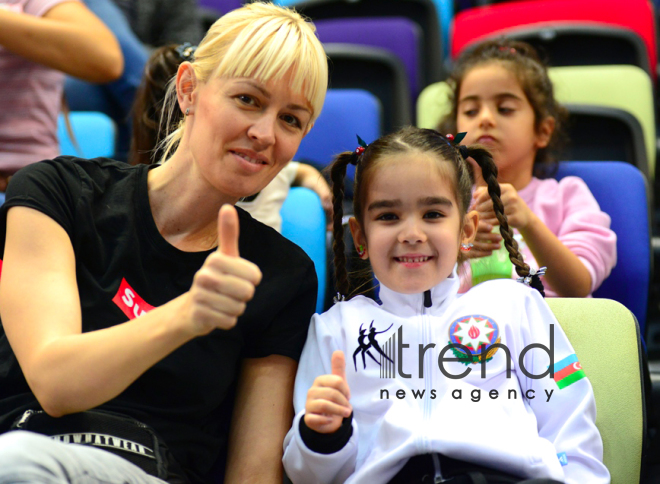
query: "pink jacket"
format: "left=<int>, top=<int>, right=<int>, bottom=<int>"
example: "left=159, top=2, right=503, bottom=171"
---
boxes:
left=459, top=176, right=617, bottom=297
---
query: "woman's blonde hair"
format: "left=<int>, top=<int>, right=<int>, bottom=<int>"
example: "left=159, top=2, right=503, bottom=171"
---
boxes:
left=159, top=2, right=328, bottom=161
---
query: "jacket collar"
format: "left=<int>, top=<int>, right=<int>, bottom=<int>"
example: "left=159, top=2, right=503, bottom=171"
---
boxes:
left=377, top=266, right=460, bottom=318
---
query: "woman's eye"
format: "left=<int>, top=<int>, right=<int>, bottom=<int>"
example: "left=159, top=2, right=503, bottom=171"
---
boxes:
left=281, top=114, right=301, bottom=128
left=236, top=94, right=257, bottom=106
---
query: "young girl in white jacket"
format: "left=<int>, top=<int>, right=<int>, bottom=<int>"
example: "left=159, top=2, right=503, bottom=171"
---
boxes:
left=282, top=127, right=609, bottom=484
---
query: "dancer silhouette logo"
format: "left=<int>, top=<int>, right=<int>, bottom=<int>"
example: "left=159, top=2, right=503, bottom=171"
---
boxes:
left=352, top=318, right=555, bottom=380
left=353, top=321, right=393, bottom=371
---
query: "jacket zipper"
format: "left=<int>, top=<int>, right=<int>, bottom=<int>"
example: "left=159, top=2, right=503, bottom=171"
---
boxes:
left=422, top=290, right=445, bottom=482
left=432, top=453, right=445, bottom=482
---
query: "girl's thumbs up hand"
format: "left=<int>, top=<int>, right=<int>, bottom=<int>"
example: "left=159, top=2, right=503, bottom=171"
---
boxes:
left=304, top=350, right=352, bottom=434
left=187, top=205, right=262, bottom=335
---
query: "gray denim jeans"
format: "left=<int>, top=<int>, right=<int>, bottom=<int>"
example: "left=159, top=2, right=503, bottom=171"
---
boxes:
left=0, top=431, right=168, bottom=484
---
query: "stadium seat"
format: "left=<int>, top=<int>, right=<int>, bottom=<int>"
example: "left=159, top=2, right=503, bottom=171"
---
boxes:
left=276, top=0, right=444, bottom=85
left=547, top=298, right=645, bottom=484
left=561, top=104, right=648, bottom=179
left=57, top=112, right=116, bottom=159
left=281, top=187, right=327, bottom=314
left=295, top=89, right=381, bottom=186
left=450, top=0, right=657, bottom=85
left=549, top=65, right=656, bottom=179
left=324, top=44, right=410, bottom=133
left=315, top=17, right=424, bottom=101
left=556, top=162, right=651, bottom=333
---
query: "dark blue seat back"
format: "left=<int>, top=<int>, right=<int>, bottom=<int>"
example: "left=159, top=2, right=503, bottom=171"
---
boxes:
left=555, top=161, right=650, bottom=331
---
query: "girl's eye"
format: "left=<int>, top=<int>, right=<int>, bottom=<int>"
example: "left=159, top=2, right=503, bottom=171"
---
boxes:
left=462, top=109, right=478, bottom=117
left=498, top=106, right=514, bottom=115
left=376, top=212, right=398, bottom=221
left=424, top=211, right=444, bottom=219
left=281, top=113, right=302, bottom=129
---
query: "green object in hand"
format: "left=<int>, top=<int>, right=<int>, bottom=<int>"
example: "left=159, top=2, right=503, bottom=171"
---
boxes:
left=470, top=228, right=512, bottom=285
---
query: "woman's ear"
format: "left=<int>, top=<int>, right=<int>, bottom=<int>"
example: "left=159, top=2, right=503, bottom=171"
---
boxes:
left=534, top=116, right=556, bottom=149
left=462, top=210, right=479, bottom=245
left=348, top=217, right=368, bottom=259
left=176, top=62, right=198, bottom=116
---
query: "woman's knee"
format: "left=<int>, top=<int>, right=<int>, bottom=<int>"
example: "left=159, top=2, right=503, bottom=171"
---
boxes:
left=0, top=431, right=67, bottom=476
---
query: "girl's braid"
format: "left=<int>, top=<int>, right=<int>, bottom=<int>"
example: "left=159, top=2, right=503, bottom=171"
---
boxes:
left=329, top=152, right=354, bottom=298
left=467, top=146, right=531, bottom=280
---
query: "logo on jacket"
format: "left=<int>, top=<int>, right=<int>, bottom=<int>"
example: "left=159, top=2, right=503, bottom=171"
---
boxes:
left=448, top=315, right=501, bottom=365
left=353, top=321, right=394, bottom=371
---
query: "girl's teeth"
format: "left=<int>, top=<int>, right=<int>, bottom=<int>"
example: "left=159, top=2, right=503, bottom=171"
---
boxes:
left=400, top=257, right=429, bottom=263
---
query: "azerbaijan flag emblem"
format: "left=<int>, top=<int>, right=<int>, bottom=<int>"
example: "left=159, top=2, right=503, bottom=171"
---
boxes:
left=553, top=354, right=586, bottom=389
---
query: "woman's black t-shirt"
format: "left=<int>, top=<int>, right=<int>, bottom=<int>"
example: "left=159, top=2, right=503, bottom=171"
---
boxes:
left=0, top=157, right=317, bottom=483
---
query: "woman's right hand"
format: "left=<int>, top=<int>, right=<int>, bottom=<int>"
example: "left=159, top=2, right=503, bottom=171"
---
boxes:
left=187, top=204, right=262, bottom=335
left=304, top=350, right=352, bottom=434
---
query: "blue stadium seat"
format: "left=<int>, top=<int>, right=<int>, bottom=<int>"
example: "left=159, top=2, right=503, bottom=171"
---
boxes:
left=281, top=187, right=327, bottom=314
left=555, top=161, right=651, bottom=333
left=57, top=112, right=116, bottom=159
left=295, top=89, right=381, bottom=183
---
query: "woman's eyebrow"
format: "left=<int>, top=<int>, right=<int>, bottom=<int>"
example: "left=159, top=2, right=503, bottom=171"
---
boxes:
left=234, top=79, right=311, bottom=114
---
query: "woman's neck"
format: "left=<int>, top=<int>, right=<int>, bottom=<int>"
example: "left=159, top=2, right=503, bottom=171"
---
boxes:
left=147, top=154, right=238, bottom=252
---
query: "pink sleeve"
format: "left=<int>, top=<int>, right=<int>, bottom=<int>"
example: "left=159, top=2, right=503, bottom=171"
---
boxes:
left=24, top=0, right=80, bottom=18
left=535, top=176, right=617, bottom=294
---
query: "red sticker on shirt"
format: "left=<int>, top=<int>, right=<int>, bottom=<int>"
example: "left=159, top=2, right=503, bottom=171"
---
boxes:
left=112, top=278, right=155, bottom=319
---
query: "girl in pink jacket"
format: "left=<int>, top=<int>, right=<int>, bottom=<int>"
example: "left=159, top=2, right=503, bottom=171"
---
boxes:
left=439, top=39, right=616, bottom=298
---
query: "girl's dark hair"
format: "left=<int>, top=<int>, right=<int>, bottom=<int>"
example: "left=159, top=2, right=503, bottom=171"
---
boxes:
left=129, top=45, right=185, bottom=165
left=438, top=38, right=569, bottom=178
left=329, top=126, right=540, bottom=298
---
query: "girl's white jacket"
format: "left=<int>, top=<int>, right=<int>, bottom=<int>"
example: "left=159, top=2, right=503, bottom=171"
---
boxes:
left=283, top=271, right=610, bottom=484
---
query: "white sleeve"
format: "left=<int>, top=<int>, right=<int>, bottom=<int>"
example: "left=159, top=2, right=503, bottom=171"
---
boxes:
left=283, top=311, right=359, bottom=484
left=517, top=289, right=610, bottom=484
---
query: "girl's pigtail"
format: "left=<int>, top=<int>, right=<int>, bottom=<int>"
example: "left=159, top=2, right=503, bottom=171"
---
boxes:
left=329, top=152, right=355, bottom=299
left=467, top=146, right=545, bottom=296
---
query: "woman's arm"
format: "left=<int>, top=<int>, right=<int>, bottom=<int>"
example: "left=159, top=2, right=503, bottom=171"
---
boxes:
left=0, top=205, right=260, bottom=417
left=224, top=355, right=297, bottom=484
left=0, top=1, right=123, bottom=82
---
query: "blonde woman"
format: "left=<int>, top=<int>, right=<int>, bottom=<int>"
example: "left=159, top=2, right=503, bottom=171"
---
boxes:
left=0, top=3, right=327, bottom=483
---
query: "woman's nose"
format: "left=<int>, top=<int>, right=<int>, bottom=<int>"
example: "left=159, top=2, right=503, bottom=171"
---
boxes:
left=247, top=113, right=276, bottom=148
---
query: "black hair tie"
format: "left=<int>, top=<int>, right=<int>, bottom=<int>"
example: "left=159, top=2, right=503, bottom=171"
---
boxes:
left=349, top=150, right=361, bottom=166
left=458, top=145, right=469, bottom=160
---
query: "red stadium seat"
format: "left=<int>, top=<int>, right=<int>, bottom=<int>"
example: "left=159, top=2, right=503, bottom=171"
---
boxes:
left=450, top=0, right=657, bottom=83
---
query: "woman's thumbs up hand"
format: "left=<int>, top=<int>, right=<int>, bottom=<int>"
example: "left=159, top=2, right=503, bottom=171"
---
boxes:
left=187, top=204, right=262, bottom=335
